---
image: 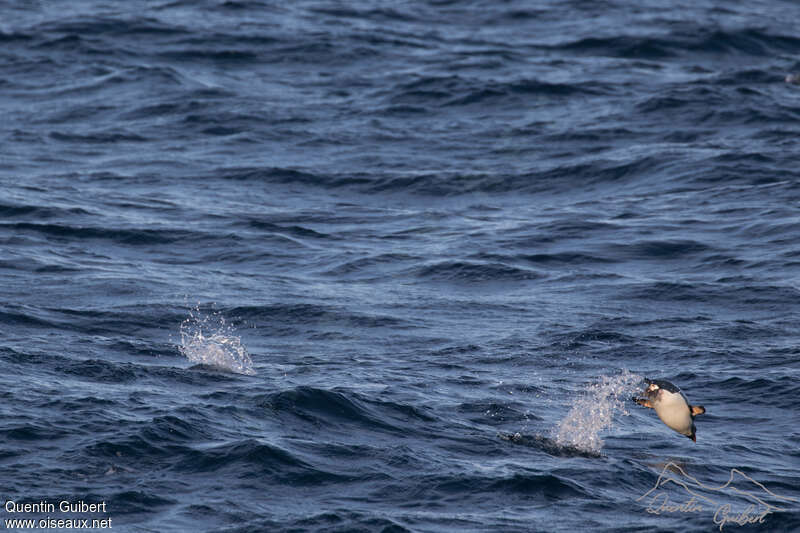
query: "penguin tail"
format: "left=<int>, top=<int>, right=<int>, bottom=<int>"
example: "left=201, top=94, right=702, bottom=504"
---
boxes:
left=690, top=432, right=696, bottom=443
left=691, top=405, right=705, bottom=416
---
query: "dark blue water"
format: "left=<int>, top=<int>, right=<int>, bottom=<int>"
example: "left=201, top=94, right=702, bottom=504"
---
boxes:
left=2, top=1, right=800, bottom=531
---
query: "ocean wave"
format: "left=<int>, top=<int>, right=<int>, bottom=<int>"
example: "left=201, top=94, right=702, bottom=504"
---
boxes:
left=0, top=202, right=92, bottom=219
left=241, top=218, right=339, bottom=241
left=500, top=432, right=603, bottom=458
left=605, top=239, right=713, bottom=260
left=207, top=156, right=679, bottom=195
left=35, top=17, right=189, bottom=38
left=556, top=35, right=676, bottom=59
left=158, top=48, right=259, bottom=63
left=175, top=438, right=350, bottom=483
left=714, top=377, right=798, bottom=408
left=457, top=400, right=533, bottom=425
left=413, top=470, right=592, bottom=499
left=49, top=130, right=149, bottom=143
left=102, top=490, right=176, bottom=516
left=552, top=28, right=800, bottom=58
left=258, top=386, right=435, bottom=434
left=415, top=260, right=545, bottom=282
left=549, top=328, right=638, bottom=351
left=623, top=282, right=800, bottom=307
left=59, top=359, right=138, bottom=383
left=321, top=253, right=420, bottom=278
left=224, top=303, right=410, bottom=331
left=0, top=222, right=221, bottom=246
left=268, top=511, right=411, bottom=533
left=2, top=423, right=70, bottom=441
left=519, top=252, right=616, bottom=265
left=386, top=75, right=603, bottom=110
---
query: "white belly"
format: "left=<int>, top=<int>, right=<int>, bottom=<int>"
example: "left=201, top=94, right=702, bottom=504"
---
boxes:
left=653, top=391, right=693, bottom=436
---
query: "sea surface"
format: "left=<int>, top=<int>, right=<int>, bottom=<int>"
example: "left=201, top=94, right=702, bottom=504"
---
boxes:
left=1, top=1, right=799, bottom=531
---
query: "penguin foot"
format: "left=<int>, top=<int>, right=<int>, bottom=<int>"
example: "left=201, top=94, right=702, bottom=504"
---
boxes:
left=632, top=397, right=654, bottom=409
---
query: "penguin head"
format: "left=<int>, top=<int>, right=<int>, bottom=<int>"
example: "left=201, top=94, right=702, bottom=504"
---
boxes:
left=643, top=380, right=663, bottom=401
left=643, top=378, right=683, bottom=402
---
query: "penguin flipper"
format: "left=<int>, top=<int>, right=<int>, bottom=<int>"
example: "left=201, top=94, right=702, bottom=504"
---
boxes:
left=691, top=405, right=705, bottom=416
left=633, top=397, right=653, bottom=409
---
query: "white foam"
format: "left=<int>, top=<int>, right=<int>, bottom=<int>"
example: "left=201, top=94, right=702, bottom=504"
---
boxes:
left=553, top=370, right=642, bottom=453
left=178, top=306, right=256, bottom=376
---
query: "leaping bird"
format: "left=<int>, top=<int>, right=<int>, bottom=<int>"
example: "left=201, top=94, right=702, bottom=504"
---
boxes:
left=633, top=378, right=705, bottom=442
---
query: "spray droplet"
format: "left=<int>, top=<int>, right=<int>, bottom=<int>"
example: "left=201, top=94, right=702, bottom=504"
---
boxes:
left=178, top=306, right=256, bottom=376
left=553, top=370, right=642, bottom=453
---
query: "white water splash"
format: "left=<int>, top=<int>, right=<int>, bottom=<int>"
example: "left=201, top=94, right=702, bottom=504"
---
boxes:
left=178, top=307, right=256, bottom=376
left=553, top=370, right=642, bottom=453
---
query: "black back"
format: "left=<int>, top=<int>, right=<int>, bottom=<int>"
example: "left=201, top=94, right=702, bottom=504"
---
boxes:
left=645, top=377, right=681, bottom=394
